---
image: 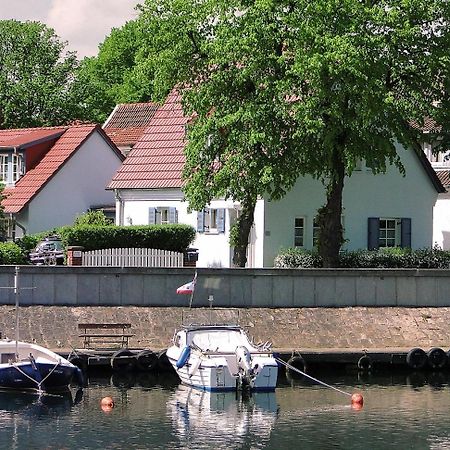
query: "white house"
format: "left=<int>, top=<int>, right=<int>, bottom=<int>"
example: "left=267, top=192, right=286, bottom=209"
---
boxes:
left=108, top=92, right=443, bottom=268
left=1, top=124, right=124, bottom=238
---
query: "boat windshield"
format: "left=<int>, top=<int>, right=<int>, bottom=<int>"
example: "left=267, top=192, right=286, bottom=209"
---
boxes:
left=189, top=329, right=252, bottom=352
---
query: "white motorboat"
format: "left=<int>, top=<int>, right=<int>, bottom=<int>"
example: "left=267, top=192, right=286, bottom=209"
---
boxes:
left=166, top=324, right=278, bottom=391
left=0, top=339, right=83, bottom=392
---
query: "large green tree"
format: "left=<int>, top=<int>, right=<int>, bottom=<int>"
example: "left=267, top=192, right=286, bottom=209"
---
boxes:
left=139, top=0, right=450, bottom=267
left=73, top=19, right=155, bottom=123
left=0, top=20, right=82, bottom=128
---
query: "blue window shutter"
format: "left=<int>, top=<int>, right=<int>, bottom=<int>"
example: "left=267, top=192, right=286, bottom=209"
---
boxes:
left=217, top=209, right=225, bottom=233
left=401, top=218, right=411, bottom=248
left=169, top=207, right=177, bottom=224
left=368, top=217, right=380, bottom=250
left=197, top=210, right=205, bottom=232
left=148, top=208, right=156, bottom=225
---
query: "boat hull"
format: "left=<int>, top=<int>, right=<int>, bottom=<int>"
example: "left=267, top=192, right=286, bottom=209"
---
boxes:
left=0, top=362, right=80, bottom=392
left=167, top=351, right=278, bottom=392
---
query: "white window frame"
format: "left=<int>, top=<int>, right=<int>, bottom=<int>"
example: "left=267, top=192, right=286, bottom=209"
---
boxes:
left=0, top=154, right=8, bottom=182
left=294, top=217, right=305, bottom=247
left=379, top=217, right=401, bottom=248
left=12, top=154, right=23, bottom=182
left=157, top=207, right=170, bottom=225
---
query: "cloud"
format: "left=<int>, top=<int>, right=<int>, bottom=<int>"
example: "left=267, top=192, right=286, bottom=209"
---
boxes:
left=46, top=0, right=140, bottom=58
left=0, top=0, right=140, bottom=59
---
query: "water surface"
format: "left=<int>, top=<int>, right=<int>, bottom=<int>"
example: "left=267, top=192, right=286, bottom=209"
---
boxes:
left=1, top=371, right=450, bottom=449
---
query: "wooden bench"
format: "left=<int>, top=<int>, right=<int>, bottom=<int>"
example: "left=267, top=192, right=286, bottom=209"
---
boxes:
left=78, top=323, right=134, bottom=349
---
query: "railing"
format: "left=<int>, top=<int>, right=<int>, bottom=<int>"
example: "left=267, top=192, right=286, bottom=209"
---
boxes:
left=82, top=248, right=184, bottom=267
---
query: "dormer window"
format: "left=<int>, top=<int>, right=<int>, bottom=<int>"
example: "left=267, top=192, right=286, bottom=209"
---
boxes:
left=0, top=153, right=25, bottom=185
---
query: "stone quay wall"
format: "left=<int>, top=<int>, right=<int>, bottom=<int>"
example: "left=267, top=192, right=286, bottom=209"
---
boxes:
left=1, top=266, right=450, bottom=351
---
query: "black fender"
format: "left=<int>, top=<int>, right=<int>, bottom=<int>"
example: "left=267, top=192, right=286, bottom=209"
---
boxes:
left=406, top=348, right=427, bottom=370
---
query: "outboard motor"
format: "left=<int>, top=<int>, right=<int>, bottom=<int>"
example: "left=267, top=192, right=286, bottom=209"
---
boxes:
left=236, top=346, right=254, bottom=390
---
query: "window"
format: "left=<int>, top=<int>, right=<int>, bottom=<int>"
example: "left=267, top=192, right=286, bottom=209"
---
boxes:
left=312, top=217, right=320, bottom=247
left=368, top=217, right=411, bottom=250
left=149, top=207, right=177, bottom=225
left=197, top=208, right=225, bottom=233
left=294, top=218, right=304, bottom=247
left=12, top=154, right=23, bottom=182
left=0, top=155, right=8, bottom=182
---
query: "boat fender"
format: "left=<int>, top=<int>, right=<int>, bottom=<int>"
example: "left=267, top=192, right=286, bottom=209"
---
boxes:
left=236, top=346, right=252, bottom=372
left=110, top=349, right=137, bottom=372
left=287, top=355, right=306, bottom=374
left=136, top=350, right=158, bottom=372
left=176, top=346, right=191, bottom=369
left=427, top=347, right=447, bottom=370
left=406, top=348, right=427, bottom=370
left=357, top=355, right=372, bottom=372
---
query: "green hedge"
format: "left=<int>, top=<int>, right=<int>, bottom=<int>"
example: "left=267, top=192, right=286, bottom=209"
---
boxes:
left=274, top=246, right=450, bottom=269
left=0, top=242, right=27, bottom=264
left=58, top=224, right=196, bottom=253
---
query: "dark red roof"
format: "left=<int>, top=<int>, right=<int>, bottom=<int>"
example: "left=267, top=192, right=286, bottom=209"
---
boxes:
left=0, top=128, right=66, bottom=148
left=2, top=125, right=111, bottom=213
left=108, top=91, right=187, bottom=190
left=103, top=102, right=159, bottom=147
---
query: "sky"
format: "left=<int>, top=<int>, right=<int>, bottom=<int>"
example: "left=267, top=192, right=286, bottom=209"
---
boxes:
left=0, top=0, right=141, bottom=59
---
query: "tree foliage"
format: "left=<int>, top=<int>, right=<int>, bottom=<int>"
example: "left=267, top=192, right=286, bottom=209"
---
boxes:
left=0, top=20, right=82, bottom=128
left=139, top=0, right=450, bottom=267
left=73, top=19, right=155, bottom=123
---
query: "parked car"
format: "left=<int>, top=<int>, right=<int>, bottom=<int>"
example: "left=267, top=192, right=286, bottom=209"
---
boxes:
left=29, top=236, right=65, bottom=265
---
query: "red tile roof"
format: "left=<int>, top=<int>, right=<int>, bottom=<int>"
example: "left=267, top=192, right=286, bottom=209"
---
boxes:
left=0, top=128, right=66, bottom=148
left=103, top=102, right=159, bottom=147
left=2, top=124, right=112, bottom=213
left=108, top=91, right=187, bottom=190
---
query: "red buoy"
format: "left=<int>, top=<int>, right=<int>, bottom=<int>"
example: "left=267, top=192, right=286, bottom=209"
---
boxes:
left=100, top=396, right=115, bottom=412
left=351, top=393, right=364, bottom=409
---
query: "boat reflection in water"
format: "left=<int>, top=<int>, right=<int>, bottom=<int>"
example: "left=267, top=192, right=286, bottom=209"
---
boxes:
left=169, top=385, right=279, bottom=447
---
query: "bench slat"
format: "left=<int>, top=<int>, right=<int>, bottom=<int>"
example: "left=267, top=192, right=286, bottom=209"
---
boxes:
left=78, top=323, right=131, bottom=329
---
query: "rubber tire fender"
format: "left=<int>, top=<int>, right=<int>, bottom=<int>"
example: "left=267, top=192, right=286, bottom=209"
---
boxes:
left=427, top=347, right=447, bottom=370
left=68, top=355, right=87, bottom=372
left=136, top=349, right=158, bottom=372
left=157, top=350, right=173, bottom=372
left=406, top=348, right=427, bottom=370
left=286, top=354, right=306, bottom=378
left=357, top=355, right=373, bottom=372
left=110, top=349, right=137, bottom=372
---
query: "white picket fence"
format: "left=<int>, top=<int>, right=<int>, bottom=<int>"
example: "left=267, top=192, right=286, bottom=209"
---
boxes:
left=82, top=248, right=184, bottom=268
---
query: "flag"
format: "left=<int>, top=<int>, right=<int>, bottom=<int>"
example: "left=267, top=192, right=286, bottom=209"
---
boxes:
left=176, top=272, right=197, bottom=295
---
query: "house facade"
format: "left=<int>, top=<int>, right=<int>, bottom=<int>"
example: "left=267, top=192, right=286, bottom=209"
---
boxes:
left=109, top=93, right=443, bottom=268
left=1, top=125, right=124, bottom=238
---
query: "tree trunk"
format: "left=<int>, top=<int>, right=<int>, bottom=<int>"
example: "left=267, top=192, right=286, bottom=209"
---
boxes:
left=232, top=196, right=256, bottom=268
left=317, top=146, right=345, bottom=268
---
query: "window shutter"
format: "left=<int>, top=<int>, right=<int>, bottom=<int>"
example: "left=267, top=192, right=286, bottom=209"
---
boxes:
left=169, top=207, right=177, bottom=224
left=217, top=209, right=226, bottom=233
left=368, top=217, right=380, bottom=250
left=401, top=218, right=412, bottom=248
left=197, top=210, right=205, bottom=232
left=148, top=208, right=157, bottom=225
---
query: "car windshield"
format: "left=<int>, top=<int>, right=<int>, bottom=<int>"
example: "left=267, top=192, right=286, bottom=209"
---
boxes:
left=36, top=240, right=62, bottom=252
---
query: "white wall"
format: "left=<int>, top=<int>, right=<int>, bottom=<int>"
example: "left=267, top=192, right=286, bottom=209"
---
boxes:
left=263, top=145, right=438, bottom=266
left=19, top=132, right=122, bottom=234
left=117, top=189, right=237, bottom=268
left=433, top=194, right=450, bottom=249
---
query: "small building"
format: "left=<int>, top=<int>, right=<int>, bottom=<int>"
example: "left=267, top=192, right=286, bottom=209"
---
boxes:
left=108, top=92, right=443, bottom=267
left=1, top=124, right=124, bottom=238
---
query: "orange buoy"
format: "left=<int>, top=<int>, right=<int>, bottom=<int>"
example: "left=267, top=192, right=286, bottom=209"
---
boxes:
left=100, top=396, right=115, bottom=412
left=351, top=393, right=364, bottom=409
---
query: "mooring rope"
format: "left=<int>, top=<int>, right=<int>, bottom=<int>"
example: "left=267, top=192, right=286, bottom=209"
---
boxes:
left=276, top=357, right=352, bottom=397
left=12, top=359, right=61, bottom=394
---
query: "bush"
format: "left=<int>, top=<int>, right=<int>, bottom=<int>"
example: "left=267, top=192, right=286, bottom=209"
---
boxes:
left=58, top=224, right=196, bottom=253
left=275, top=246, right=450, bottom=269
left=0, top=242, right=27, bottom=264
left=73, top=211, right=112, bottom=226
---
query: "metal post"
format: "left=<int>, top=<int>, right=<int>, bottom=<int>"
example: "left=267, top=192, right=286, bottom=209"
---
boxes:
left=208, top=295, right=214, bottom=324
left=14, top=266, right=19, bottom=359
